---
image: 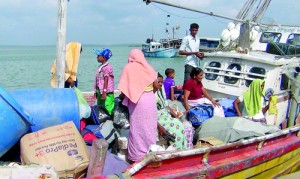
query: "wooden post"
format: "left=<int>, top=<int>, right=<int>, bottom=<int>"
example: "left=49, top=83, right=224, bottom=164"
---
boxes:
left=55, top=0, right=67, bottom=88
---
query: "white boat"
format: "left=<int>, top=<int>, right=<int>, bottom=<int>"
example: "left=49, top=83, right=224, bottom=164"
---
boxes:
left=141, top=41, right=178, bottom=58
left=199, top=37, right=220, bottom=52
left=203, top=24, right=300, bottom=126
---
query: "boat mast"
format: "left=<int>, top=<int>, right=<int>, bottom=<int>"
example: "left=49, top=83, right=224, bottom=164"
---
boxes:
left=166, top=15, right=170, bottom=48
left=55, top=0, right=67, bottom=88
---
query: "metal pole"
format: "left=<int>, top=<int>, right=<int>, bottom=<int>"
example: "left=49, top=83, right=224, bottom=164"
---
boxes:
left=55, top=0, right=67, bottom=88
left=143, top=0, right=267, bottom=28
left=288, top=69, right=300, bottom=127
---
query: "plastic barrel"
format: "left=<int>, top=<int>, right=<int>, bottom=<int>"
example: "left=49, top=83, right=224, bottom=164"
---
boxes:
left=9, top=88, right=80, bottom=132
left=0, top=87, right=32, bottom=157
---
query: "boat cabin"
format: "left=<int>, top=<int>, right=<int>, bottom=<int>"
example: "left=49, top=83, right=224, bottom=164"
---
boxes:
left=251, top=26, right=300, bottom=51
left=202, top=26, right=300, bottom=126
left=199, top=37, right=220, bottom=52
left=142, top=41, right=164, bottom=52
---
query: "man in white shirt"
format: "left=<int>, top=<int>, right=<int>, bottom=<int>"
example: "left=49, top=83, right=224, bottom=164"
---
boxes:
left=179, top=23, right=204, bottom=82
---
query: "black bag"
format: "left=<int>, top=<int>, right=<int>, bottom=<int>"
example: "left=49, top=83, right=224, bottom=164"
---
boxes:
left=113, top=98, right=130, bottom=129
left=89, top=105, right=112, bottom=125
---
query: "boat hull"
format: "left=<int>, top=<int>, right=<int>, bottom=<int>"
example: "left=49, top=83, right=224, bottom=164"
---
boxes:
left=142, top=48, right=177, bottom=58
left=128, top=126, right=300, bottom=178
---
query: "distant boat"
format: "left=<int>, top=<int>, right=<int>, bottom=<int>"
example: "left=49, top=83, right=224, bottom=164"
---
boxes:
left=159, top=38, right=182, bottom=49
left=142, top=39, right=178, bottom=58
left=199, top=37, right=220, bottom=52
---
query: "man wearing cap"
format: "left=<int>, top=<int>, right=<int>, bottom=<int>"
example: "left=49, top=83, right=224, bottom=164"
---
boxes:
left=93, top=48, right=115, bottom=115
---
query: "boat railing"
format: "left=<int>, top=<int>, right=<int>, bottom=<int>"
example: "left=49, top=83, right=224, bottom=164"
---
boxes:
left=204, top=67, right=267, bottom=78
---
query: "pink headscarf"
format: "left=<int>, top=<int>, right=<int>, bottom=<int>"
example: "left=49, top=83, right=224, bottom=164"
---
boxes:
left=118, top=49, right=156, bottom=103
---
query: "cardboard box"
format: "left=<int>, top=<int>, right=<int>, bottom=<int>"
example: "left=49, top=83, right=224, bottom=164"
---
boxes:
left=20, top=121, right=89, bottom=177
left=0, top=165, right=58, bottom=179
left=195, top=136, right=225, bottom=148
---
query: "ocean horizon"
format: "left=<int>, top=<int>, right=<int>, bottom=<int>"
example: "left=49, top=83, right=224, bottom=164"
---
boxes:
left=0, top=44, right=188, bottom=92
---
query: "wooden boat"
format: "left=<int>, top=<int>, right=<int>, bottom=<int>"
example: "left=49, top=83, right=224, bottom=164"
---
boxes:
left=52, top=0, right=300, bottom=178
left=84, top=42, right=300, bottom=178
left=83, top=1, right=300, bottom=178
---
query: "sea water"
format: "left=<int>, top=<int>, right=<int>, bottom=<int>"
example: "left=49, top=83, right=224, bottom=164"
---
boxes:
left=0, top=45, right=202, bottom=92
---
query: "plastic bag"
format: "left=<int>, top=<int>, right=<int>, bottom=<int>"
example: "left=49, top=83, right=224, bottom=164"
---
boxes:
left=74, top=87, right=91, bottom=119
left=90, top=104, right=111, bottom=125
left=113, top=98, right=130, bottom=129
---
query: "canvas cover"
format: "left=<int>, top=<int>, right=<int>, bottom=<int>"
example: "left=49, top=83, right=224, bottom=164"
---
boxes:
left=194, top=116, right=280, bottom=143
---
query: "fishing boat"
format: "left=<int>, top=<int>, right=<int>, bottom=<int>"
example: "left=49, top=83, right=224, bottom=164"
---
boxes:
left=1, top=0, right=299, bottom=178
left=87, top=35, right=300, bottom=178
left=199, top=37, right=220, bottom=52
left=142, top=19, right=180, bottom=58
left=142, top=40, right=178, bottom=58
left=82, top=1, right=299, bottom=178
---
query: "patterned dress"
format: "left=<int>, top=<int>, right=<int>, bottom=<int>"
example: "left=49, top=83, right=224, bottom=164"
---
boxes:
left=156, top=88, right=187, bottom=150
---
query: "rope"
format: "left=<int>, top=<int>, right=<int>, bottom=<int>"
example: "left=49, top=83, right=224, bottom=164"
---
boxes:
left=152, top=3, right=207, bottom=19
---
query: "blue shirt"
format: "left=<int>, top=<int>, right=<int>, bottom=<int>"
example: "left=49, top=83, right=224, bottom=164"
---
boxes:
left=164, top=77, right=175, bottom=99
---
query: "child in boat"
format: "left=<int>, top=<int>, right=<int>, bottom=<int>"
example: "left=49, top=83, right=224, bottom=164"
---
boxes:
left=93, top=48, right=114, bottom=115
left=233, top=79, right=270, bottom=124
left=164, top=68, right=182, bottom=101
left=155, top=72, right=187, bottom=150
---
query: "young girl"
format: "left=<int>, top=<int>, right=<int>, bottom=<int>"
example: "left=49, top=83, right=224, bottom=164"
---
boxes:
left=93, top=48, right=114, bottom=115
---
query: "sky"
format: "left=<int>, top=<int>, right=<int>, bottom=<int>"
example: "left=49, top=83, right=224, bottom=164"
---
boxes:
left=0, top=0, right=299, bottom=46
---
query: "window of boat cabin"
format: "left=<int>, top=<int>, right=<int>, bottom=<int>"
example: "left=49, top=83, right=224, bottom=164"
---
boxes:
left=246, top=67, right=266, bottom=87
left=224, top=63, right=242, bottom=84
left=286, top=33, right=300, bottom=46
left=259, top=32, right=282, bottom=43
left=205, top=62, right=221, bottom=80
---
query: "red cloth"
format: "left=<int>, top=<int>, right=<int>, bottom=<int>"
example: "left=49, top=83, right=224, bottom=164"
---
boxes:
left=80, top=119, right=86, bottom=132
left=183, top=78, right=203, bottom=100
left=83, top=133, right=97, bottom=142
left=118, top=49, right=156, bottom=104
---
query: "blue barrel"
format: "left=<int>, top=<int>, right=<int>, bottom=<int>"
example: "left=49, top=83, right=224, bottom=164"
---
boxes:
left=9, top=88, right=80, bottom=132
left=0, top=87, right=32, bottom=157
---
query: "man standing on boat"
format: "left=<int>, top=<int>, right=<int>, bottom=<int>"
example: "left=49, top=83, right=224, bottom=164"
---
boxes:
left=179, top=23, right=204, bottom=82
